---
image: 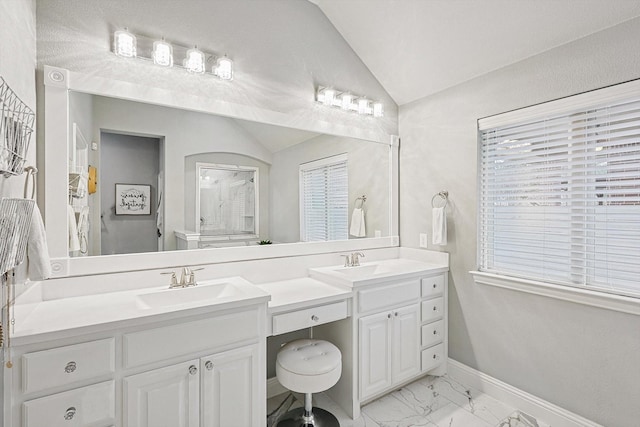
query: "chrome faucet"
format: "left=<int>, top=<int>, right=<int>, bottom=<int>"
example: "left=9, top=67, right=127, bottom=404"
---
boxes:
left=161, top=267, right=203, bottom=288
left=351, top=252, right=365, bottom=266
left=340, top=254, right=352, bottom=267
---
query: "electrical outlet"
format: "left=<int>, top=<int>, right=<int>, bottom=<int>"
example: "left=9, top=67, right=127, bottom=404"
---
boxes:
left=419, top=233, right=428, bottom=248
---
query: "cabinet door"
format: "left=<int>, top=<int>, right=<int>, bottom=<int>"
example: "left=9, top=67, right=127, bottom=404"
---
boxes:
left=124, top=360, right=199, bottom=427
left=391, top=304, right=420, bottom=384
left=201, top=344, right=259, bottom=427
left=359, top=311, right=392, bottom=400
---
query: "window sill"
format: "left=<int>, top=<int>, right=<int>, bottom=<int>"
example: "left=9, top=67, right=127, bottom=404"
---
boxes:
left=470, top=271, right=640, bottom=316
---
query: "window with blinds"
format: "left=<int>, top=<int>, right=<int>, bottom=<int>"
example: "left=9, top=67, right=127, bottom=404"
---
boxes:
left=479, top=84, right=640, bottom=299
left=299, top=154, right=348, bottom=242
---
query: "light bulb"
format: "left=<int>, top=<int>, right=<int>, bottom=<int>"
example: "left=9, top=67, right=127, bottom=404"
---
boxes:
left=114, top=28, right=136, bottom=58
left=373, top=102, right=384, bottom=118
left=153, top=39, right=173, bottom=67
left=322, top=88, right=336, bottom=107
left=357, top=97, right=371, bottom=115
left=214, top=56, right=234, bottom=80
left=184, top=47, right=205, bottom=74
left=340, top=92, right=353, bottom=110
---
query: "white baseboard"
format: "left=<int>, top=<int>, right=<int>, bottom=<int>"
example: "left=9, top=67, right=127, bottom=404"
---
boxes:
left=267, top=376, right=288, bottom=399
left=447, top=358, right=602, bottom=427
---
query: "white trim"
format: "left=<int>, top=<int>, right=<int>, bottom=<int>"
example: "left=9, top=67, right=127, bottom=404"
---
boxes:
left=448, top=359, right=603, bottom=427
left=470, top=271, right=640, bottom=316
left=478, top=78, right=640, bottom=130
left=267, top=376, right=288, bottom=399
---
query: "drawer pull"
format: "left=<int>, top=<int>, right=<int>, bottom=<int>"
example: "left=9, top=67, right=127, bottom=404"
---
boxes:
left=394, top=312, right=398, bottom=317
left=205, top=360, right=214, bottom=371
left=64, top=407, right=76, bottom=420
left=387, top=313, right=392, bottom=319
left=311, top=315, right=319, bottom=322
left=433, top=283, right=437, bottom=289
left=433, top=306, right=437, bottom=311
left=189, top=365, right=198, bottom=375
left=433, top=330, right=438, bottom=335
left=433, top=354, right=438, bottom=359
left=64, top=361, right=77, bottom=373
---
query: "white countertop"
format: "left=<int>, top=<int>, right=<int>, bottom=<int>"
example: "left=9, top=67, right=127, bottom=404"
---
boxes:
left=256, top=278, right=352, bottom=313
left=11, top=277, right=270, bottom=346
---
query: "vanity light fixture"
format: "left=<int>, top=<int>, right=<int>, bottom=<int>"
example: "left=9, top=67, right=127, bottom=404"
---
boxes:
left=114, top=28, right=137, bottom=58
left=316, top=86, right=383, bottom=118
left=152, top=38, right=173, bottom=67
left=112, top=29, right=234, bottom=80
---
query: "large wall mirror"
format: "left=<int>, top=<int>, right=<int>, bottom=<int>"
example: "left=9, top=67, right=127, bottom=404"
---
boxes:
left=44, top=66, right=398, bottom=276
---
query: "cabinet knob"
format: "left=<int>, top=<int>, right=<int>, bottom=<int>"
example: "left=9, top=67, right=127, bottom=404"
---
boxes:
left=433, top=354, right=438, bottom=360
left=205, top=360, right=214, bottom=371
left=433, top=306, right=437, bottom=311
left=433, top=283, right=437, bottom=289
left=311, top=315, right=319, bottom=322
left=189, top=365, right=198, bottom=375
left=387, top=313, right=392, bottom=319
left=64, top=407, right=76, bottom=420
left=433, top=330, right=438, bottom=335
left=64, top=361, right=77, bottom=373
left=394, top=312, right=398, bottom=317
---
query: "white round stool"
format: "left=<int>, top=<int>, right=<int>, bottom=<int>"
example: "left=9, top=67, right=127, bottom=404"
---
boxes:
left=276, top=339, right=342, bottom=427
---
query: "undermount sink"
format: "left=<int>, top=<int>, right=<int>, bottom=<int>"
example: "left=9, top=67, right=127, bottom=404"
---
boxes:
left=136, top=281, right=245, bottom=309
left=332, top=264, right=383, bottom=278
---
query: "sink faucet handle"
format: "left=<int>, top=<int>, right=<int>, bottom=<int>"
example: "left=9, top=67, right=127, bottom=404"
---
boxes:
left=340, top=254, right=352, bottom=267
left=161, top=271, right=178, bottom=287
left=351, top=252, right=365, bottom=266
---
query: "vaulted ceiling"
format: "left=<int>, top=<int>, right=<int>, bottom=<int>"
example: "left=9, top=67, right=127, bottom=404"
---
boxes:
left=312, top=0, right=640, bottom=106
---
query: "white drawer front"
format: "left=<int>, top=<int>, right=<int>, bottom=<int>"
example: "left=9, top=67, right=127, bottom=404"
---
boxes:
left=421, top=343, right=444, bottom=372
left=23, top=380, right=115, bottom=427
left=124, top=308, right=259, bottom=368
left=421, top=274, right=445, bottom=298
left=272, top=300, right=348, bottom=335
left=22, top=338, right=115, bottom=394
left=421, top=297, right=444, bottom=323
left=421, top=320, right=444, bottom=348
left=358, top=280, right=420, bottom=313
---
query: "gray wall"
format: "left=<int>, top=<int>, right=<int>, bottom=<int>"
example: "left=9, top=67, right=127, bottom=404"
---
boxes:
left=100, top=133, right=159, bottom=255
left=399, top=17, right=640, bottom=426
left=270, top=134, right=390, bottom=243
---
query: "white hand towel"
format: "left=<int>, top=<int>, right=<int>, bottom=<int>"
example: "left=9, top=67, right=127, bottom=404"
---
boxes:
left=432, top=207, right=447, bottom=246
left=68, top=205, right=81, bottom=252
left=28, top=206, right=52, bottom=280
left=350, top=207, right=366, bottom=237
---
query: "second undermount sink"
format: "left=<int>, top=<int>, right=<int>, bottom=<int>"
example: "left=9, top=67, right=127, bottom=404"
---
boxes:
left=136, top=281, right=246, bottom=309
left=331, top=264, right=383, bottom=278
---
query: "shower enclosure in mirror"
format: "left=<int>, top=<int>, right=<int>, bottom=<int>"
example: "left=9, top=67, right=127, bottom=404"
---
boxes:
left=190, top=163, right=258, bottom=248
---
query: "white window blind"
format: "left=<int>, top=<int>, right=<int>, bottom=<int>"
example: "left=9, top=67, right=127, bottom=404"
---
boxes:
left=300, top=154, right=348, bottom=242
left=479, top=88, right=640, bottom=299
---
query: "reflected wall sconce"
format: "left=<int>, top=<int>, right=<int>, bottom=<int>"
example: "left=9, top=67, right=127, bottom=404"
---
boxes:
left=113, top=29, right=234, bottom=81
left=316, top=86, right=384, bottom=117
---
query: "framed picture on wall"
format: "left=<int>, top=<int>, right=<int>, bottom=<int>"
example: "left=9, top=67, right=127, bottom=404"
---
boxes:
left=115, top=183, right=152, bottom=215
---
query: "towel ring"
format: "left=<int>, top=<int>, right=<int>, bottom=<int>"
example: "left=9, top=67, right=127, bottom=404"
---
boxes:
left=355, top=195, right=367, bottom=209
left=431, top=190, right=448, bottom=208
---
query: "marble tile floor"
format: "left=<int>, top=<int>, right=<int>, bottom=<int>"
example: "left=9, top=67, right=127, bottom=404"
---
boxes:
left=267, top=375, right=549, bottom=427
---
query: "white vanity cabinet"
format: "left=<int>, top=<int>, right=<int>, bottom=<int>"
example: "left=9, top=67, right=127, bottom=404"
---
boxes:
left=124, top=344, right=259, bottom=427
left=357, top=279, right=421, bottom=401
left=5, top=304, right=267, bottom=427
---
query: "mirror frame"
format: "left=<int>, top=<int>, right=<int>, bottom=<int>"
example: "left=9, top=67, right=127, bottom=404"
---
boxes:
left=43, top=66, right=399, bottom=277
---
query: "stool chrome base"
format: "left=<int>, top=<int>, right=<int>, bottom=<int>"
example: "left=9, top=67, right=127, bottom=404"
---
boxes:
left=275, top=407, right=340, bottom=427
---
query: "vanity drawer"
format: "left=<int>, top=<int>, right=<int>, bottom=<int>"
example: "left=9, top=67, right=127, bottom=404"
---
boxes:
left=123, top=308, right=259, bottom=368
left=22, top=380, right=115, bottom=427
left=421, top=343, right=444, bottom=372
left=421, top=297, right=444, bottom=323
left=272, top=300, right=348, bottom=335
left=421, top=320, right=444, bottom=348
left=358, top=280, right=420, bottom=313
left=22, top=338, right=115, bottom=394
left=421, top=274, right=445, bottom=298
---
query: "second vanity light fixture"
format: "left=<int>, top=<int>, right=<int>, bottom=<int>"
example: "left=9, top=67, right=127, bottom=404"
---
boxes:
left=316, top=87, right=384, bottom=118
left=113, top=28, right=234, bottom=80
